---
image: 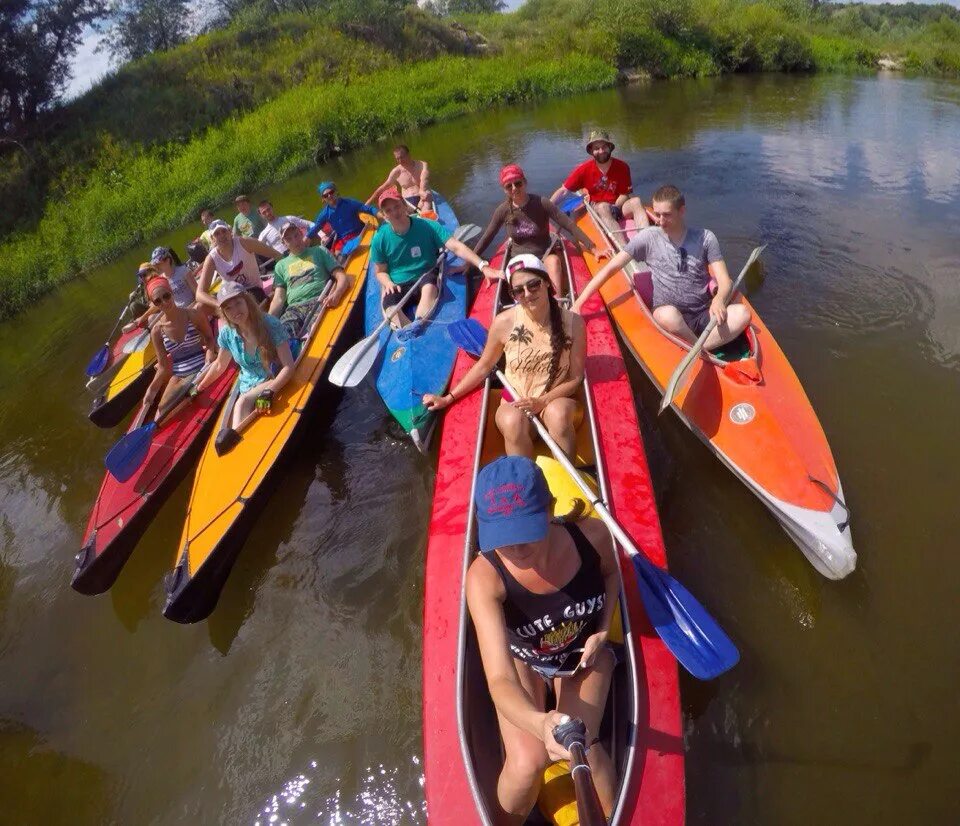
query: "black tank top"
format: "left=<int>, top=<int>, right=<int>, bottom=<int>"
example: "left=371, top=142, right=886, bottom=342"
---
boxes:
left=487, top=523, right=606, bottom=674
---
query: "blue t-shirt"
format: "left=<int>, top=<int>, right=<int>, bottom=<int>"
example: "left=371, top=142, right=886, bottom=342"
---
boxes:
left=309, top=197, right=377, bottom=240
left=217, top=313, right=290, bottom=393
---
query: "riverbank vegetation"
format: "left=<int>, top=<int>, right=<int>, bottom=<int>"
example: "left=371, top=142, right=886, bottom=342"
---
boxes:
left=2, top=0, right=959, bottom=318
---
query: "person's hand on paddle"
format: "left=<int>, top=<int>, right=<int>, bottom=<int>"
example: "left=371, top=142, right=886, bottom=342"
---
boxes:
left=423, top=392, right=454, bottom=412
left=480, top=264, right=504, bottom=282
left=709, top=294, right=727, bottom=325
left=383, top=282, right=403, bottom=296
left=579, top=630, right=609, bottom=670
left=541, top=711, right=573, bottom=762
left=513, top=395, right=547, bottom=415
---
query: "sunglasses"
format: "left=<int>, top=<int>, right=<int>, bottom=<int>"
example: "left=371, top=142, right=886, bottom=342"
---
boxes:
left=321, top=190, right=337, bottom=199
left=151, top=291, right=173, bottom=306
left=678, top=247, right=688, bottom=274
left=509, top=278, right=544, bottom=299
left=503, top=180, right=525, bottom=190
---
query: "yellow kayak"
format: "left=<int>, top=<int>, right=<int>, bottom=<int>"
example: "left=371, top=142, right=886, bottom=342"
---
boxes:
left=88, top=329, right=157, bottom=428
left=162, top=220, right=376, bottom=622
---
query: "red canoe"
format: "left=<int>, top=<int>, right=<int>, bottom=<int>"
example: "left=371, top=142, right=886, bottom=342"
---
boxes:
left=73, top=363, right=238, bottom=594
left=421, top=241, right=685, bottom=824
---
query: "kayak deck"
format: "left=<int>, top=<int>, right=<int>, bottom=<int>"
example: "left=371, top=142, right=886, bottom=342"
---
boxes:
left=362, top=190, right=466, bottom=451
left=422, top=240, right=684, bottom=824
left=577, top=207, right=855, bottom=579
left=163, top=220, right=376, bottom=623
left=73, top=362, right=238, bottom=594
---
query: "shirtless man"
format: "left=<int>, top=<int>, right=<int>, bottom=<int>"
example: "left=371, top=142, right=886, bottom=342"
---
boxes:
left=573, top=184, right=751, bottom=350
left=551, top=130, right=649, bottom=233
left=366, top=144, right=433, bottom=214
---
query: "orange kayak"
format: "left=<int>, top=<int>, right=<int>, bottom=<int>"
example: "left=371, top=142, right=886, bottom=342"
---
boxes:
left=577, top=206, right=855, bottom=579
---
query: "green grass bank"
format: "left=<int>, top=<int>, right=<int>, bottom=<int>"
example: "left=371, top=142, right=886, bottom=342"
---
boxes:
left=0, top=54, right=616, bottom=319
left=3, top=0, right=960, bottom=319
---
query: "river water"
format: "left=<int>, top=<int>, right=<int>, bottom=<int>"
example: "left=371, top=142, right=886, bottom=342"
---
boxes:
left=1, top=73, right=958, bottom=824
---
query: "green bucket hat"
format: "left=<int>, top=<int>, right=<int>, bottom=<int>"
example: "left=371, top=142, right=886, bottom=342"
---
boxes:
left=585, top=129, right=615, bottom=153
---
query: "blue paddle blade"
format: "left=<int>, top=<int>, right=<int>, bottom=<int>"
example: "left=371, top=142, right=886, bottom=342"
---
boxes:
left=105, top=421, right=158, bottom=482
left=340, top=234, right=361, bottom=258
left=447, top=318, right=488, bottom=357
left=86, top=345, right=110, bottom=377
left=559, top=194, right=584, bottom=215
left=631, top=553, right=740, bottom=680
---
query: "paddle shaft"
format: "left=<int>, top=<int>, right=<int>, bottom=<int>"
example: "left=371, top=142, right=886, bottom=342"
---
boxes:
left=494, top=369, right=650, bottom=566
left=99, top=305, right=129, bottom=351
left=658, top=244, right=765, bottom=413
left=552, top=718, right=606, bottom=826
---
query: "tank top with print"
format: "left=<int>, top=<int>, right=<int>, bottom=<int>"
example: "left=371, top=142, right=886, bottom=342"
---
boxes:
left=209, top=239, right=260, bottom=290
left=502, top=303, right=573, bottom=399
left=486, top=523, right=605, bottom=673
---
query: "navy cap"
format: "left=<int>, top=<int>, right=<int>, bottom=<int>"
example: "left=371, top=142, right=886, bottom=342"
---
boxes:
left=475, top=456, right=550, bottom=552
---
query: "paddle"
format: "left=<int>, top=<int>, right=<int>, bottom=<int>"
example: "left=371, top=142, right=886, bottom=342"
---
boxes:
left=558, top=193, right=584, bottom=215
left=551, top=717, right=606, bottom=826
left=105, top=364, right=211, bottom=482
left=448, top=318, right=739, bottom=680
left=86, top=306, right=129, bottom=377
left=328, top=223, right=481, bottom=388
left=658, top=245, right=765, bottom=414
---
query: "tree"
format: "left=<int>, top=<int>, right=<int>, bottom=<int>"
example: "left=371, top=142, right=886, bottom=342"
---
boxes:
left=0, top=0, right=107, bottom=135
left=100, top=0, right=192, bottom=63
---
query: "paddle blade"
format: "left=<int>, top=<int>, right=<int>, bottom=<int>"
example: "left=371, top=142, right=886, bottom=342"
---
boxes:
left=105, top=421, right=158, bottom=482
left=453, top=223, right=481, bottom=245
left=447, top=318, right=489, bottom=358
left=559, top=193, right=584, bottom=214
left=122, top=328, right=151, bottom=355
left=339, top=234, right=361, bottom=259
left=631, top=554, right=739, bottom=680
left=86, top=345, right=110, bottom=377
left=214, top=427, right=240, bottom=456
left=328, top=333, right=380, bottom=388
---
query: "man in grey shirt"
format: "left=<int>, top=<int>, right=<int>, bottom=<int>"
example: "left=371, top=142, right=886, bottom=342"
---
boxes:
left=573, top=184, right=751, bottom=350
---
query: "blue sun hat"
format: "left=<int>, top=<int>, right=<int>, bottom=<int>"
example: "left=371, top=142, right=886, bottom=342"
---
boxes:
left=317, top=181, right=336, bottom=196
left=475, top=456, right=550, bottom=552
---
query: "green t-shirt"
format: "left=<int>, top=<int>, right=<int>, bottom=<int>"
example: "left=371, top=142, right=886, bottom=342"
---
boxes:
left=370, top=216, right=451, bottom=285
left=273, top=246, right=340, bottom=306
left=233, top=210, right=266, bottom=238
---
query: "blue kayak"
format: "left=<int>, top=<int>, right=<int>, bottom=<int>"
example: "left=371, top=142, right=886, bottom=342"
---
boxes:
left=362, top=191, right=467, bottom=451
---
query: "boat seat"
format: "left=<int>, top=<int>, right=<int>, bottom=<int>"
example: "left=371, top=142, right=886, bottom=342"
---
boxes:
left=631, top=268, right=654, bottom=307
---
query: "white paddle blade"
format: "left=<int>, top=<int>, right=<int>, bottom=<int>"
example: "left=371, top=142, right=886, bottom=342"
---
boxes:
left=453, top=223, right=481, bottom=245
left=329, top=334, right=380, bottom=388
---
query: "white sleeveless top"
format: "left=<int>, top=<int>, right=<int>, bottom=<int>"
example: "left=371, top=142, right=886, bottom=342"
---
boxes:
left=209, top=239, right=260, bottom=289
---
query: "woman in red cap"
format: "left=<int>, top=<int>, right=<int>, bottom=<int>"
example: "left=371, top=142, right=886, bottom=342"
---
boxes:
left=138, top=272, right=216, bottom=418
left=473, top=164, right=604, bottom=295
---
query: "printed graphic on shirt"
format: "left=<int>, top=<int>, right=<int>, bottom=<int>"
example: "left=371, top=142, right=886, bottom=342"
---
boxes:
left=286, top=258, right=317, bottom=287
left=509, top=593, right=606, bottom=664
left=512, top=214, right=539, bottom=242
left=226, top=261, right=249, bottom=286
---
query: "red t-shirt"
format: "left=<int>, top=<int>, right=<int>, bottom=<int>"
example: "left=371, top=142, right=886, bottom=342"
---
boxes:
left=563, top=158, right=633, bottom=204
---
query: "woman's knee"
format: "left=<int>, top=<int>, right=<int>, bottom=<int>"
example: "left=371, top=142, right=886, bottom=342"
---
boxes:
left=496, top=403, right=527, bottom=437
left=542, top=398, right=576, bottom=430
left=502, top=741, right=550, bottom=783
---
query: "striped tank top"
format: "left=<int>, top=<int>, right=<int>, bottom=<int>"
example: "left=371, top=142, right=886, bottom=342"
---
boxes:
left=162, top=319, right=206, bottom=377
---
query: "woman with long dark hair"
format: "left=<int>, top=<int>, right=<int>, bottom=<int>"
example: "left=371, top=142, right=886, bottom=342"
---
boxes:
left=472, top=164, right=604, bottom=295
left=423, top=254, right=585, bottom=458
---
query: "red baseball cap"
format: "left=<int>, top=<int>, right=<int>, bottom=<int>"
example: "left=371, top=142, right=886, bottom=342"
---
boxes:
left=377, top=188, right=404, bottom=207
left=499, top=164, right=525, bottom=186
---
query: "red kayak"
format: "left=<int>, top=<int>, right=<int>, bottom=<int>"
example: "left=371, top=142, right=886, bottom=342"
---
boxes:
left=73, top=363, right=237, bottom=594
left=421, top=240, right=685, bottom=824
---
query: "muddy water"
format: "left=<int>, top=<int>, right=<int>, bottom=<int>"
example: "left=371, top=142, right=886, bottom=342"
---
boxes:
left=1, top=73, right=958, bottom=823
